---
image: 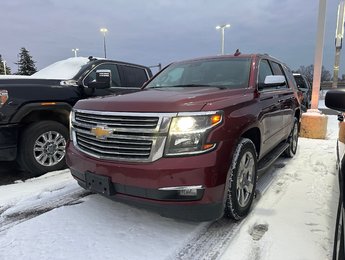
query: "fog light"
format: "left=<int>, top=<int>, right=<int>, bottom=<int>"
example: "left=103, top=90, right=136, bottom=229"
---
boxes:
left=179, top=189, right=198, bottom=196
left=158, top=185, right=204, bottom=197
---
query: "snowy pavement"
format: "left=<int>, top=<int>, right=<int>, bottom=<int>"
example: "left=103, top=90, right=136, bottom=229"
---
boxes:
left=0, top=116, right=340, bottom=260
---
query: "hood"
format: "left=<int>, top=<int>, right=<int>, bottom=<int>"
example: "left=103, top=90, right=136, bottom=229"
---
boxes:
left=0, top=79, right=80, bottom=106
left=75, top=87, right=246, bottom=112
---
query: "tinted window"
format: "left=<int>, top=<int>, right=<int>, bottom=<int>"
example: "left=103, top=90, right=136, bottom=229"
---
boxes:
left=283, top=66, right=297, bottom=89
left=258, top=59, right=273, bottom=85
left=294, top=75, right=308, bottom=90
left=84, top=63, right=121, bottom=87
left=146, top=58, right=251, bottom=89
left=270, top=61, right=284, bottom=76
left=270, top=61, right=287, bottom=88
left=121, top=65, right=148, bottom=88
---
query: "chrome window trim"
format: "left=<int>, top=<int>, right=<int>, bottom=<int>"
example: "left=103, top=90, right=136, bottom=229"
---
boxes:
left=82, top=62, right=121, bottom=88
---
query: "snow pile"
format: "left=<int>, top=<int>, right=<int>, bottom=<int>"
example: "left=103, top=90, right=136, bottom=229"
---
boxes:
left=32, top=57, right=89, bottom=79
left=0, top=169, right=73, bottom=207
left=0, top=57, right=89, bottom=80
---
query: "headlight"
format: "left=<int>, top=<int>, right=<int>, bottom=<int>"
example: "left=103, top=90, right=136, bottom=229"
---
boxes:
left=164, top=111, right=222, bottom=156
left=0, top=90, right=9, bottom=108
left=69, top=110, right=75, bottom=142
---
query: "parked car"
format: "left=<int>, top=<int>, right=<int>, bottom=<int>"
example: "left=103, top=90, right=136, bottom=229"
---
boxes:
left=0, top=57, right=152, bottom=177
left=66, top=54, right=301, bottom=221
left=293, top=73, right=312, bottom=111
left=325, top=89, right=345, bottom=260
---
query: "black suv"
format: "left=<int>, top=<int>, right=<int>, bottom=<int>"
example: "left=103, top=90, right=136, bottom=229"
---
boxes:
left=293, top=73, right=312, bottom=111
left=0, top=57, right=152, bottom=176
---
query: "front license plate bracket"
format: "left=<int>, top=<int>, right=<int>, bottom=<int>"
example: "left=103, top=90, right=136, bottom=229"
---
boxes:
left=85, top=171, right=114, bottom=196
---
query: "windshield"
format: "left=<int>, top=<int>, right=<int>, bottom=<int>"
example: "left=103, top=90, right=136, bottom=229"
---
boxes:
left=32, top=57, right=89, bottom=80
left=146, top=58, right=251, bottom=89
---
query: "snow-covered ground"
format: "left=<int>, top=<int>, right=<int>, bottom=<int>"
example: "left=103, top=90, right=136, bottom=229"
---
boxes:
left=0, top=115, right=339, bottom=260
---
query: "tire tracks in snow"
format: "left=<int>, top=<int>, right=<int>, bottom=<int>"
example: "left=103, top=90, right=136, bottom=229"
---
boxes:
left=174, top=162, right=285, bottom=260
left=175, top=218, right=241, bottom=260
left=0, top=188, right=92, bottom=232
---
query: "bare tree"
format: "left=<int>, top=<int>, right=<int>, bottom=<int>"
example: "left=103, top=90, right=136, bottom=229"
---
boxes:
left=296, top=64, right=331, bottom=83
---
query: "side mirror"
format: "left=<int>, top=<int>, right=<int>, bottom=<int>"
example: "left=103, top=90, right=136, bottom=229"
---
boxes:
left=88, top=69, right=112, bottom=89
left=264, top=75, right=286, bottom=87
left=258, top=75, right=286, bottom=90
left=325, top=89, right=345, bottom=112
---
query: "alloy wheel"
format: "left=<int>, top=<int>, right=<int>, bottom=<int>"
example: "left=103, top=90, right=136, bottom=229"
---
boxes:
left=33, top=131, right=66, bottom=167
left=236, top=151, right=255, bottom=207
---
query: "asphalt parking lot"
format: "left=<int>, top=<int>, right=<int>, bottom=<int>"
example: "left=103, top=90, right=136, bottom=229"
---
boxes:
left=0, top=162, right=27, bottom=185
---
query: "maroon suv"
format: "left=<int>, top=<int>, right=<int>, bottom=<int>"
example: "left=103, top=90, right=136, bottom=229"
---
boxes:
left=66, top=54, right=301, bottom=221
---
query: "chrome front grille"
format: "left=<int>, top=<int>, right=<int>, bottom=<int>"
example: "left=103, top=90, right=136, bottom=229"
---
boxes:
left=71, top=109, right=175, bottom=162
left=75, top=111, right=159, bottom=129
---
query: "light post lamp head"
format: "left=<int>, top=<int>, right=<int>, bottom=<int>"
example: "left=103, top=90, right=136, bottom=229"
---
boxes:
left=100, top=28, right=108, bottom=35
left=72, top=48, right=79, bottom=57
left=215, top=24, right=231, bottom=55
left=216, top=24, right=230, bottom=30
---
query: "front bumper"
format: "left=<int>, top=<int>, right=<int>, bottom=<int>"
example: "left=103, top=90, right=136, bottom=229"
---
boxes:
left=0, top=124, right=18, bottom=161
left=66, top=141, right=232, bottom=221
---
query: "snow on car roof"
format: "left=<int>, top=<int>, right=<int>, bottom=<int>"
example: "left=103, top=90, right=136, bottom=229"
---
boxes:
left=32, top=57, right=90, bottom=80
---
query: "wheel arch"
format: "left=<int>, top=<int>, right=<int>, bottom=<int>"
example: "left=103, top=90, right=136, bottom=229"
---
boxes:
left=12, top=102, right=72, bottom=128
left=241, top=127, right=261, bottom=157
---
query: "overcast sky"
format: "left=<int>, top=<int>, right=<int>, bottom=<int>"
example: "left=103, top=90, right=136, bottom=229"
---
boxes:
left=0, top=0, right=341, bottom=74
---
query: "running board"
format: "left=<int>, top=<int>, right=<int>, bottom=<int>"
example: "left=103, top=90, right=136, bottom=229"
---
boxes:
left=257, top=142, right=289, bottom=176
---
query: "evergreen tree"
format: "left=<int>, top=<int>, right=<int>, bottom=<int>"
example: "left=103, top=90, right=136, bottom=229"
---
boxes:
left=0, top=55, right=11, bottom=75
left=16, top=47, right=37, bottom=75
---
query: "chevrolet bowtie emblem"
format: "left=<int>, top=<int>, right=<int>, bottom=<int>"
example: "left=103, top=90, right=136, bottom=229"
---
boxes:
left=91, top=126, right=112, bottom=139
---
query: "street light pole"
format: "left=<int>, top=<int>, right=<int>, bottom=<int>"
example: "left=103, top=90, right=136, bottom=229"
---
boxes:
left=2, top=60, right=6, bottom=75
left=72, top=48, right=79, bottom=57
left=148, top=63, right=162, bottom=71
left=332, top=1, right=345, bottom=88
left=310, top=0, right=327, bottom=110
left=100, top=28, right=108, bottom=58
left=216, top=24, right=230, bottom=55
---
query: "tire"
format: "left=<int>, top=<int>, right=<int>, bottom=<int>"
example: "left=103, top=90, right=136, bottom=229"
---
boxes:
left=224, top=138, right=258, bottom=220
left=333, top=197, right=344, bottom=260
left=17, top=121, right=68, bottom=177
left=284, top=118, right=299, bottom=158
